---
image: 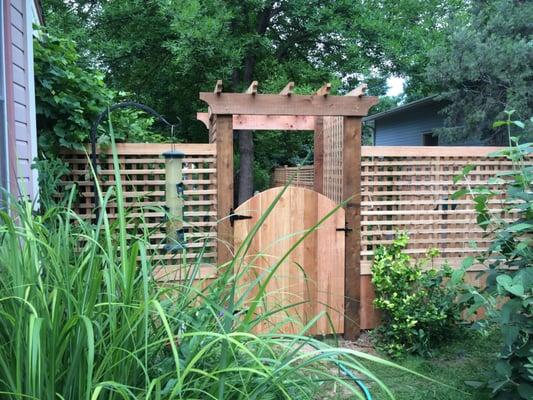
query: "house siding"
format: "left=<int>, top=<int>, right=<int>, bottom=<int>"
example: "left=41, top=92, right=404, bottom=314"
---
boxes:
left=3, top=0, right=37, bottom=200
left=374, top=101, right=446, bottom=146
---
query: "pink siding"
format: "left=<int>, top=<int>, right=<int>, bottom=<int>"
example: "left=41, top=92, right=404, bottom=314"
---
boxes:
left=4, top=0, right=36, bottom=200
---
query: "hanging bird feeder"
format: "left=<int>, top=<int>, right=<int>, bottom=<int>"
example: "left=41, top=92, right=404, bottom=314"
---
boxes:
left=163, top=147, right=186, bottom=252
left=90, top=102, right=185, bottom=252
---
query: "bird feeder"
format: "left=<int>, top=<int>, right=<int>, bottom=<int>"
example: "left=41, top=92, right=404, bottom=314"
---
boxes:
left=162, top=150, right=186, bottom=252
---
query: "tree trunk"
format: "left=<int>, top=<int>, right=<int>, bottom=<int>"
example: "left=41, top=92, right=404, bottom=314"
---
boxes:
left=238, top=130, right=254, bottom=204
left=235, top=4, right=274, bottom=205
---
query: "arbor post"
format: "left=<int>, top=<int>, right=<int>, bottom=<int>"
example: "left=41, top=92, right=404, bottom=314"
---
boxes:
left=343, top=116, right=362, bottom=340
left=211, top=114, right=234, bottom=265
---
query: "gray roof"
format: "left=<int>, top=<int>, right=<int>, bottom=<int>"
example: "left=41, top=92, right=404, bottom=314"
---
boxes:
left=363, top=95, right=439, bottom=123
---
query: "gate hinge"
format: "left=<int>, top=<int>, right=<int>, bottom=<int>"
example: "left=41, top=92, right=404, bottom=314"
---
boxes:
left=336, top=222, right=353, bottom=235
left=229, top=208, right=253, bottom=226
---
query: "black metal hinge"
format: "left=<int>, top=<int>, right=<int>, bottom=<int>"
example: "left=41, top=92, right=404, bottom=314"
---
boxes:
left=229, top=208, right=253, bottom=226
left=336, top=222, right=353, bottom=235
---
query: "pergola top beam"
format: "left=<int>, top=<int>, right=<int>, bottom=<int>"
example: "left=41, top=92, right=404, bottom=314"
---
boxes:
left=315, top=83, right=331, bottom=97
left=197, top=112, right=315, bottom=130
left=245, top=81, right=258, bottom=95
left=280, top=82, right=294, bottom=96
left=200, top=92, right=378, bottom=116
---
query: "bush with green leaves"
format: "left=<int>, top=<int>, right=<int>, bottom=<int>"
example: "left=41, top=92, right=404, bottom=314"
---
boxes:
left=34, top=29, right=159, bottom=154
left=453, top=112, right=533, bottom=399
left=371, top=233, right=466, bottom=356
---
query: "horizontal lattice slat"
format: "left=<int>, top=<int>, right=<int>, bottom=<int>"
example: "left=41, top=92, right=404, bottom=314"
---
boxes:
left=272, top=165, right=314, bottom=189
left=62, top=143, right=218, bottom=278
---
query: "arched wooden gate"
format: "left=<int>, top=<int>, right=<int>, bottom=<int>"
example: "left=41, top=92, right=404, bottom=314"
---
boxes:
left=198, top=80, right=378, bottom=338
left=233, top=186, right=345, bottom=334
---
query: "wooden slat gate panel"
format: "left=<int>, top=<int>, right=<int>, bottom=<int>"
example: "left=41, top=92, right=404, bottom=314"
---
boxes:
left=234, top=186, right=345, bottom=335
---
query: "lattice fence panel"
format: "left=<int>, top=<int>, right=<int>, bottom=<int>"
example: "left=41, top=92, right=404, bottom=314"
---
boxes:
left=272, top=146, right=530, bottom=273
left=272, top=165, right=314, bottom=189
left=360, top=147, right=526, bottom=273
left=62, top=143, right=217, bottom=281
left=323, top=116, right=343, bottom=203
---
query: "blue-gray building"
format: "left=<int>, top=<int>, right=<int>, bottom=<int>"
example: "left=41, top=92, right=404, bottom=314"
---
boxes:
left=363, top=95, right=480, bottom=146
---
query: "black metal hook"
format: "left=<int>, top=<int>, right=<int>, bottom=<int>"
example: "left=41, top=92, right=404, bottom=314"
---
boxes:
left=89, top=101, right=181, bottom=219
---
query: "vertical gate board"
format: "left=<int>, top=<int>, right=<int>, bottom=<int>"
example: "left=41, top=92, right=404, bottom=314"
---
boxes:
left=234, top=186, right=345, bottom=335
left=313, top=117, right=324, bottom=194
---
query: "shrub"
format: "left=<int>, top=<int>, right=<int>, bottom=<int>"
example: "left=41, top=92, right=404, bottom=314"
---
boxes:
left=371, top=232, right=465, bottom=356
left=453, top=112, right=533, bottom=399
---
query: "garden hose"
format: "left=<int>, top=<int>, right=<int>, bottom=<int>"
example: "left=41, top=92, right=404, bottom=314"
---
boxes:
left=307, top=342, right=372, bottom=400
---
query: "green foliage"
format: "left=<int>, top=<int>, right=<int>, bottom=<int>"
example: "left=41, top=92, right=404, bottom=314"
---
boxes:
left=453, top=113, right=533, bottom=399
left=32, top=156, right=73, bottom=207
left=42, top=0, right=466, bottom=192
left=371, top=233, right=466, bottom=356
left=34, top=29, right=158, bottom=154
left=426, top=0, right=533, bottom=145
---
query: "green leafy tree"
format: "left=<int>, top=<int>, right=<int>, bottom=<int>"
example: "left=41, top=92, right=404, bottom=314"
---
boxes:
left=42, top=0, right=465, bottom=201
left=426, top=0, right=533, bottom=145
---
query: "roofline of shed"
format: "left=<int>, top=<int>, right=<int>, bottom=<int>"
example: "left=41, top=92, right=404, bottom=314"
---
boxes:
left=363, top=95, right=441, bottom=123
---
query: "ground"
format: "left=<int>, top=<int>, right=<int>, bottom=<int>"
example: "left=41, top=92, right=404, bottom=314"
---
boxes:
left=336, top=329, right=498, bottom=399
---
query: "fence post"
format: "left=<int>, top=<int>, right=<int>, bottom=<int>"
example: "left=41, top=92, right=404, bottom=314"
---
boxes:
left=314, top=117, right=324, bottom=193
left=211, top=114, right=234, bottom=265
left=343, top=116, right=362, bottom=340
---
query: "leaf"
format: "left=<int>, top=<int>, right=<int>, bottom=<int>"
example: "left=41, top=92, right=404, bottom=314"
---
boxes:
left=518, top=383, right=533, bottom=399
left=495, top=360, right=512, bottom=378
left=512, top=120, right=525, bottom=129
left=492, top=120, right=508, bottom=128
left=507, top=223, right=532, bottom=233
left=451, top=188, right=469, bottom=200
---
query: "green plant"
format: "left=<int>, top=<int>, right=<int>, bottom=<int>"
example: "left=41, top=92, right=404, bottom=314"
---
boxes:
left=32, top=156, right=74, bottom=208
left=34, top=28, right=158, bottom=154
left=452, top=112, right=533, bottom=399
left=371, top=232, right=466, bottom=357
left=0, top=125, right=443, bottom=399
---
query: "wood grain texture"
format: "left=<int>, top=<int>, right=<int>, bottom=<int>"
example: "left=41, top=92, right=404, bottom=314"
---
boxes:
left=313, top=117, right=324, bottom=193
left=197, top=113, right=316, bottom=130
left=234, top=186, right=345, bottom=335
left=214, top=115, right=234, bottom=265
left=342, top=117, right=362, bottom=339
left=200, top=92, right=379, bottom=116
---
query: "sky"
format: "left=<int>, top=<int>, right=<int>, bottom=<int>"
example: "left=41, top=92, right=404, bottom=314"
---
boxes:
left=386, top=76, right=405, bottom=97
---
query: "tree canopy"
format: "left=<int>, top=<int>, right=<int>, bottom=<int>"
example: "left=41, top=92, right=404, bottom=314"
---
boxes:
left=41, top=0, right=531, bottom=197
left=425, top=0, right=533, bottom=144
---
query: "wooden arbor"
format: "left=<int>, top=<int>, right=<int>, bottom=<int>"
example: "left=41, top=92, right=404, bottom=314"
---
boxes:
left=198, top=81, right=378, bottom=339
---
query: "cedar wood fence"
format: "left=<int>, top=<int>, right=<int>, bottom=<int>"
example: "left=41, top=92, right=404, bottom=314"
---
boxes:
left=63, top=142, right=529, bottom=327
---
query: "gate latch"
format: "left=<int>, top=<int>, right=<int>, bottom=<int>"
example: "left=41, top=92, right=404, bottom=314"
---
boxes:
left=229, top=208, right=253, bottom=226
left=336, top=222, right=353, bottom=235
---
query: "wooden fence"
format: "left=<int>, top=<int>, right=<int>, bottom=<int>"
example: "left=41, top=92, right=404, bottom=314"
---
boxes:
left=64, top=143, right=527, bottom=328
left=272, top=146, right=522, bottom=270
left=271, top=165, right=314, bottom=189
left=272, top=146, right=530, bottom=326
left=62, top=143, right=218, bottom=281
